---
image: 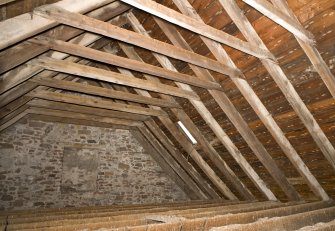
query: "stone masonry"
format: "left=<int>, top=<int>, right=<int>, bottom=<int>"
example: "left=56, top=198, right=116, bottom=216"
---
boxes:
left=0, top=118, right=189, bottom=211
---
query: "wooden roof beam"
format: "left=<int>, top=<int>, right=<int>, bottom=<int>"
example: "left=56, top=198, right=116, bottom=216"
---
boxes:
left=28, top=90, right=167, bottom=117
left=0, top=106, right=144, bottom=132
left=0, top=32, right=107, bottom=94
left=31, top=37, right=222, bottom=91
left=221, top=0, right=335, bottom=176
left=158, top=115, right=238, bottom=200
left=26, top=107, right=144, bottom=127
left=30, top=57, right=200, bottom=100
left=242, top=0, right=315, bottom=44
left=0, top=0, right=116, bottom=49
left=173, top=0, right=329, bottom=201
left=0, top=1, right=130, bottom=75
left=115, top=44, right=255, bottom=201
left=101, top=79, right=235, bottom=200
left=126, top=13, right=277, bottom=201
left=119, top=0, right=274, bottom=61
left=27, top=99, right=150, bottom=122
left=33, top=5, right=240, bottom=77
left=270, top=0, right=335, bottom=99
left=153, top=15, right=294, bottom=201
left=29, top=77, right=181, bottom=109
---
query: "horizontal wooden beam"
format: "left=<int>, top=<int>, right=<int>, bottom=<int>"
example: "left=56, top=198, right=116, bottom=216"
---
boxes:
left=28, top=90, right=167, bottom=117
left=29, top=77, right=181, bottom=109
left=28, top=114, right=138, bottom=131
left=32, top=37, right=223, bottom=91
left=27, top=99, right=150, bottom=122
left=120, top=0, right=274, bottom=61
left=242, top=0, right=315, bottom=44
left=26, top=107, right=144, bottom=127
left=33, top=5, right=241, bottom=77
left=30, top=57, right=200, bottom=100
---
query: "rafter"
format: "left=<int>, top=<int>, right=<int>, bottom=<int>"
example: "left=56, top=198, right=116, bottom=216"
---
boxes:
left=152, top=16, right=299, bottom=201
left=172, top=0, right=329, bottom=201
left=0, top=0, right=333, bottom=204
left=115, top=44, right=255, bottom=201
left=270, top=0, right=335, bottom=99
left=96, top=80, right=220, bottom=199
left=119, top=0, right=274, bottom=61
left=242, top=0, right=315, bottom=44
left=33, top=5, right=240, bottom=77
left=144, top=119, right=220, bottom=199
left=126, top=13, right=278, bottom=201
left=221, top=0, right=335, bottom=173
left=0, top=104, right=29, bottom=126
left=100, top=78, right=236, bottom=200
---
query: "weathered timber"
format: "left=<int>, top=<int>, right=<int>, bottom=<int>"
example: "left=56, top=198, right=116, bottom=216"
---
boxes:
left=30, top=57, right=200, bottom=100
left=33, top=5, right=240, bottom=77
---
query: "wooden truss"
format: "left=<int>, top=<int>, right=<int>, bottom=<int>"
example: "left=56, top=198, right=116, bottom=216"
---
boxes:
left=0, top=0, right=334, bottom=202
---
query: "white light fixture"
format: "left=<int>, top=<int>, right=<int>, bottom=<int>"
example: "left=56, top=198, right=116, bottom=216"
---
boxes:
left=177, top=121, right=197, bottom=144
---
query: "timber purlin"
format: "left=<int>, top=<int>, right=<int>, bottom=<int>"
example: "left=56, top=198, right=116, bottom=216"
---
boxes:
left=0, top=0, right=335, bottom=228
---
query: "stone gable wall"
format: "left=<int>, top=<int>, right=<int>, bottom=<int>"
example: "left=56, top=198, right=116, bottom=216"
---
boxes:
left=0, top=118, right=188, bottom=211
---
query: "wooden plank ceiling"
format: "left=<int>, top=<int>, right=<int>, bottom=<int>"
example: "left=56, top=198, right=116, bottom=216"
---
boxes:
left=0, top=0, right=334, bottom=202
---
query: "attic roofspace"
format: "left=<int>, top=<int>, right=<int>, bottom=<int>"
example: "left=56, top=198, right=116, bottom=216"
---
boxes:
left=0, top=0, right=335, bottom=229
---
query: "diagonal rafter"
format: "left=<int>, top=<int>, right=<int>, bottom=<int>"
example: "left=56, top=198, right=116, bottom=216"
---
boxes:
left=171, top=0, right=329, bottom=201
left=241, top=0, right=315, bottom=44
left=151, top=15, right=300, bottom=201
left=102, top=76, right=237, bottom=200
left=269, top=0, right=335, bottom=99
left=221, top=0, right=335, bottom=174
left=119, top=0, right=274, bottom=61
left=144, top=118, right=221, bottom=199
left=124, top=15, right=277, bottom=201
left=110, top=46, right=254, bottom=200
